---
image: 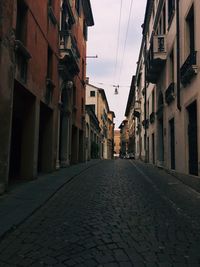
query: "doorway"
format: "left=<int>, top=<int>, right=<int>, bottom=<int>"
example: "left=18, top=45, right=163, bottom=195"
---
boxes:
left=9, top=81, right=36, bottom=181
left=38, top=103, right=53, bottom=173
left=187, top=101, right=198, bottom=175
left=169, top=118, right=175, bottom=170
left=152, top=133, right=155, bottom=164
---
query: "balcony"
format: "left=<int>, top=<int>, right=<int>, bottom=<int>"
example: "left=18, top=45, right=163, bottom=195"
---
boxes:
left=59, top=32, right=80, bottom=76
left=146, top=35, right=167, bottom=84
left=165, top=82, right=175, bottom=105
left=180, top=51, right=198, bottom=87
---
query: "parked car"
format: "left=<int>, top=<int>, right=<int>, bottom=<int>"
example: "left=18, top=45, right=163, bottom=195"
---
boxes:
left=125, top=153, right=130, bottom=159
left=128, top=153, right=134, bottom=159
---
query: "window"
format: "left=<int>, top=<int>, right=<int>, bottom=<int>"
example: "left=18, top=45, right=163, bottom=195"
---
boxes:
left=81, top=98, right=84, bottom=112
left=152, top=90, right=155, bottom=113
left=83, top=20, right=88, bottom=40
left=82, top=59, right=85, bottom=82
left=16, top=0, right=28, bottom=44
left=61, top=0, right=74, bottom=31
left=168, top=0, right=175, bottom=25
left=75, top=0, right=81, bottom=16
left=47, top=47, right=53, bottom=79
left=48, top=0, right=57, bottom=25
left=48, top=0, right=53, bottom=6
left=90, top=105, right=95, bottom=113
left=90, top=91, right=95, bottom=97
left=186, top=5, right=195, bottom=54
left=15, top=0, right=30, bottom=83
left=46, top=47, right=54, bottom=103
left=73, top=87, right=76, bottom=106
left=61, top=4, right=70, bottom=31
left=157, top=4, right=166, bottom=35
left=147, top=100, right=149, bottom=117
left=169, top=48, right=174, bottom=82
left=163, top=3, right=166, bottom=34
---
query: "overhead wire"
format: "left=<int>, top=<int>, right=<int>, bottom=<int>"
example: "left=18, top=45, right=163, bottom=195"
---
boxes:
left=91, top=81, right=130, bottom=88
left=118, top=0, right=134, bottom=85
left=113, top=0, right=123, bottom=84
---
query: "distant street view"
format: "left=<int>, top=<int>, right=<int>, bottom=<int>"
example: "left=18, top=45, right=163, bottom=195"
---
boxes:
left=0, top=0, right=200, bottom=266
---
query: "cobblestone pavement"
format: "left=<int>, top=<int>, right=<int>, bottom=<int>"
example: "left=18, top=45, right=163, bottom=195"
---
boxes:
left=0, top=159, right=200, bottom=267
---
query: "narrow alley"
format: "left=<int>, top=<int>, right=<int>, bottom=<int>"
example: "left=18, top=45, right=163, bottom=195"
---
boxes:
left=0, top=159, right=200, bottom=267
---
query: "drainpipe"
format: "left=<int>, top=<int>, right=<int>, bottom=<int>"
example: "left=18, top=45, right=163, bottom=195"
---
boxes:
left=144, top=35, right=148, bottom=162
left=176, top=0, right=181, bottom=111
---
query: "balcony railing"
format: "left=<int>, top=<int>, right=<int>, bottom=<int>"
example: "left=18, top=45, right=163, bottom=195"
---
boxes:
left=180, top=51, right=198, bottom=86
left=59, top=32, right=80, bottom=75
left=165, top=82, right=175, bottom=105
left=146, top=35, right=167, bottom=84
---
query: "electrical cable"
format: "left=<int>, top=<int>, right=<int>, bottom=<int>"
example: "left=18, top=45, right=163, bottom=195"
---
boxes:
left=91, top=81, right=130, bottom=88
left=118, top=0, right=134, bottom=85
left=113, top=0, right=123, bottom=83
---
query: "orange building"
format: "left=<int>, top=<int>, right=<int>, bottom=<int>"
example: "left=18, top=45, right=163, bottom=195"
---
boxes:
left=0, top=0, right=61, bottom=193
left=58, top=0, right=94, bottom=166
left=114, top=130, right=121, bottom=157
left=0, top=0, right=94, bottom=194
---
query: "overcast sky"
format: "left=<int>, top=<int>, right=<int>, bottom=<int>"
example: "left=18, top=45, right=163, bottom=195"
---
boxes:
left=87, top=0, right=147, bottom=128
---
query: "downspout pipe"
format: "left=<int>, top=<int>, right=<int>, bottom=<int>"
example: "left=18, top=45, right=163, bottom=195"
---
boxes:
left=176, top=0, right=181, bottom=111
left=144, top=34, right=147, bottom=162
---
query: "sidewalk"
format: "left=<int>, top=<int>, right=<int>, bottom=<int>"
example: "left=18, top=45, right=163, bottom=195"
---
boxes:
left=0, top=160, right=101, bottom=239
left=136, top=159, right=200, bottom=194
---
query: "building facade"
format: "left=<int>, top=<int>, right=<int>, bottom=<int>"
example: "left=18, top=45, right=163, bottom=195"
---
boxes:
left=114, top=130, right=121, bottom=156
left=58, top=0, right=94, bottom=166
left=125, top=76, right=136, bottom=157
left=85, top=105, right=101, bottom=161
left=86, top=82, right=115, bottom=159
left=0, top=0, right=94, bottom=194
left=0, top=0, right=61, bottom=194
left=119, top=120, right=129, bottom=157
left=129, top=0, right=200, bottom=177
left=107, top=111, right=115, bottom=159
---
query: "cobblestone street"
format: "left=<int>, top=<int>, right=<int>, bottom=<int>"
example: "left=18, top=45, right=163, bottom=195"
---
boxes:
left=0, top=159, right=200, bottom=267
